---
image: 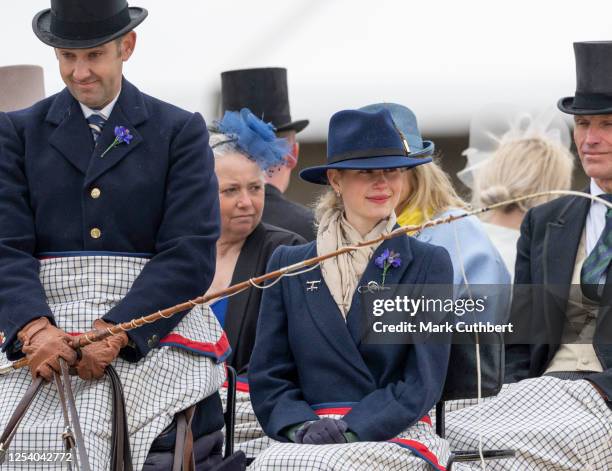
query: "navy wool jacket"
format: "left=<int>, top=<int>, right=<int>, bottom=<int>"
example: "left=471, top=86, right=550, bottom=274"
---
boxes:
left=249, top=233, right=453, bottom=442
left=0, top=78, right=220, bottom=361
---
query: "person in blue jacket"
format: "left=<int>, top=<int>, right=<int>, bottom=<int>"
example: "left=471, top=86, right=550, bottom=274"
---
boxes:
left=0, top=1, right=228, bottom=469
left=248, top=108, right=456, bottom=470
left=361, top=103, right=511, bottom=325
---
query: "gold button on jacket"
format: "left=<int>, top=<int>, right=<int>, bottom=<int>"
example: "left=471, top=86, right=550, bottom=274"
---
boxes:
left=90, top=228, right=102, bottom=239
left=90, top=188, right=101, bottom=199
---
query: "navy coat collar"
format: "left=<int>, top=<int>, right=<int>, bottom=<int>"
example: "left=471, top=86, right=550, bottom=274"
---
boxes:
left=46, top=78, right=148, bottom=183
left=298, top=229, right=413, bottom=382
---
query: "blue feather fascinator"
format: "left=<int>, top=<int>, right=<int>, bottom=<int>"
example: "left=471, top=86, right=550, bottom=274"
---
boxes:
left=215, top=108, right=289, bottom=171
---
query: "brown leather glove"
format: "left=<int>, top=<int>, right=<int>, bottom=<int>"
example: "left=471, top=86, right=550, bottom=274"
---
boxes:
left=75, top=319, right=129, bottom=380
left=18, top=317, right=78, bottom=381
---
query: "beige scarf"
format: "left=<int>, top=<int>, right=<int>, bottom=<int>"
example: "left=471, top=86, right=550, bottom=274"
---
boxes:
left=317, top=208, right=397, bottom=319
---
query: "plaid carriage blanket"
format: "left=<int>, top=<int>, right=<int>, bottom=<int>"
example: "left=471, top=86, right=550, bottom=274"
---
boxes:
left=250, top=407, right=457, bottom=471
left=220, top=378, right=461, bottom=471
left=0, top=255, right=228, bottom=470
left=446, top=376, right=612, bottom=470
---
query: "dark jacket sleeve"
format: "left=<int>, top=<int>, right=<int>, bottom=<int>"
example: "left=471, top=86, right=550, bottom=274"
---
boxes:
left=504, top=208, right=534, bottom=384
left=104, top=112, right=220, bottom=361
left=586, top=368, right=612, bottom=403
left=0, top=113, right=54, bottom=358
left=342, top=246, right=454, bottom=442
left=248, top=247, right=319, bottom=441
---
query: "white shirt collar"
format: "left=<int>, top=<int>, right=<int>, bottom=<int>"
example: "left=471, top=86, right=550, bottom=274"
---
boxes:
left=79, top=89, right=121, bottom=120
left=590, top=179, right=605, bottom=198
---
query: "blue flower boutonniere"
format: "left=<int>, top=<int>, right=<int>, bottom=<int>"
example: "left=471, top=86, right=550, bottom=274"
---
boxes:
left=101, top=126, right=133, bottom=158
left=374, top=249, right=402, bottom=286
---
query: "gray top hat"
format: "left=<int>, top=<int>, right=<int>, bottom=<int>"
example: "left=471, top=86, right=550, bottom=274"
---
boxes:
left=0, top=65, right=45, bottom=112
left=558, top=41, right=612, bottom=115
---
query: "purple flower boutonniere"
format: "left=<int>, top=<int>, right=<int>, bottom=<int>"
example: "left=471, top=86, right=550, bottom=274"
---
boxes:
left=374, top=249, right=402, bottom=286
left=100, top=126, right=133, bottom=158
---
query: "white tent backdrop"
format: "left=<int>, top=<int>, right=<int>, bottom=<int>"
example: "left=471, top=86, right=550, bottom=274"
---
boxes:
left=2, top=0, right=612, bottom=140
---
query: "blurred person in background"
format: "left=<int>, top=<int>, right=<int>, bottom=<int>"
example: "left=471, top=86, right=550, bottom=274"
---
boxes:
left=0, top=64, right=45, bottom=112
left=458, top=106, right=575, bottom=277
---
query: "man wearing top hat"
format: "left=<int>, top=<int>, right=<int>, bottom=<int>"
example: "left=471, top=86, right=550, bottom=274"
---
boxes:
left=446, top=42, right=612, bottom=470
left=0, top=1, right=230, bottom=469
left=221, top=67, right=316, bottom=241
left=0, top=65, right=45, bottom=112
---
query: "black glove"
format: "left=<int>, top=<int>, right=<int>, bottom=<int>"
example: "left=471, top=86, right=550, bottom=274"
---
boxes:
left=295, top=418, right=348, bottom=445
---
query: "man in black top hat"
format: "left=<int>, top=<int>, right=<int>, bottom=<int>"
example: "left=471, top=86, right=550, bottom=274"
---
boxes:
left=221, top=67, right=316, bottom=241
left=506, top=40, right=612, bottom=404
left=0, top=1, right=233, bottom=469
left=446, top=41, right=612, bottom=470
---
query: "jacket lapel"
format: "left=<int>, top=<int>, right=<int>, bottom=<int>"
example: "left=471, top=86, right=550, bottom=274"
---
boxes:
left=346, top=231, right=413, bottom=347
left=224, top=225, right=264, bottom=351
left=542, top=194, right=590, bottom=344
left=543, top=195, right=589, bottom=286
left=299, top=244, right=374, bottom=382
left=46, top=89, right=93, bottom=174
left=85, top=79, right=147, bottom=186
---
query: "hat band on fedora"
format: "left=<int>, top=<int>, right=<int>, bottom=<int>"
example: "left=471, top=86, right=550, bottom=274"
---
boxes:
left=329, top=147, right=407, bottom=164
left=573, top=91, right=612, bottom=110
left=50, top=8, right=131, bottom=41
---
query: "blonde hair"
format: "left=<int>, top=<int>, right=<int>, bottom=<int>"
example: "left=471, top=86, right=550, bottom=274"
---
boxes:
left=314, top=188, right=343, bottom=224
left=472, top=137, right=574, bottom=212
left=397, top=157, right=468, bottom=216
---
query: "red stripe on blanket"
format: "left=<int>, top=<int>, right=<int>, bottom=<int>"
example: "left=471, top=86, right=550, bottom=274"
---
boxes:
left=314, top=407, right=431, bottom=426
left=222, top=373, right=250, bottom=393
left=159, top=332, right=230, bottom=360
left=389, top=438, right=446, bottom=471
left=314, top=407, right=353, bottom=416
left=68, top=331, right=231, bottom=362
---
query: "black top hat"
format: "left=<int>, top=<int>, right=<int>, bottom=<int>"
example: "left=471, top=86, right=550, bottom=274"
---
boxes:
left=221, top=67, right=309, bottom=134
left=33, top=0, right=147, bottom=49
left=558, top=41, right=612, bottom=115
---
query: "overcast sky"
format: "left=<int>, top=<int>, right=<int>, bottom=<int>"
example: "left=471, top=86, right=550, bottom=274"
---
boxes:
left=3, top=0, right=612, bottom=139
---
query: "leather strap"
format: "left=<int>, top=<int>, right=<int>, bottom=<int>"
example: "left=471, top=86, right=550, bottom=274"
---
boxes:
left=53, top=369, right=76, bottom=459
left=0, top=376, right=44, bottom=464
left=172, top=406, right=196, bottom=471
left=107, top=365, right=133, bottom=471
left=183, top=407, right=195, bottom=471
left=0, top=362, right=134, bottom=471
left=60, top=359, right=92, bottom=471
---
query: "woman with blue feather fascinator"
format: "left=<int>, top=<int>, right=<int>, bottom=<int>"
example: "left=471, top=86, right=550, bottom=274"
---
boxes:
left=211, top=108, right=289, bottom=173
left=205, top=107, right=305, bottom=374
left=203, top=109, right=304, bottom=461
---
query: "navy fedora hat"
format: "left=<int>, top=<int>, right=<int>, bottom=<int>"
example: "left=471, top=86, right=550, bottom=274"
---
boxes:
left=299, top=108, right=433, bottom=185
left=33, top=0, right=147, bottom=49
left=558, top=41, right=612, bottom=115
